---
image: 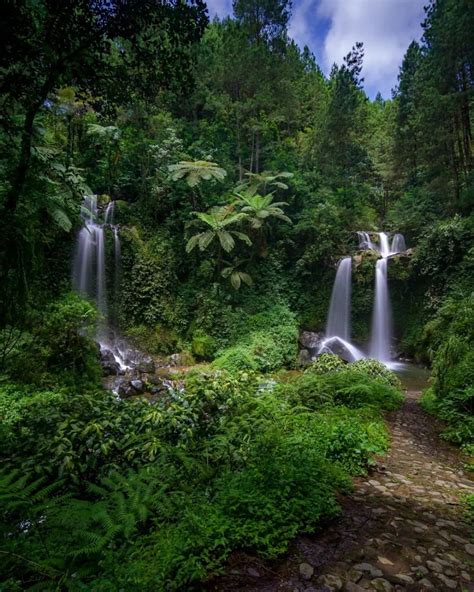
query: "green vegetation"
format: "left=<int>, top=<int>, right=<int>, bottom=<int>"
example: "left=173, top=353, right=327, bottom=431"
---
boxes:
left=1, top=364, right=396, bottom=589
left=0, top=0, right=472, bottom=589
left=420, top=294, right=474, bottom=448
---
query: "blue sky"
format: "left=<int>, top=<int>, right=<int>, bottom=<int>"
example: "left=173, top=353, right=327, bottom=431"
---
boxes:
left=205, top=0, right=426, bottom=99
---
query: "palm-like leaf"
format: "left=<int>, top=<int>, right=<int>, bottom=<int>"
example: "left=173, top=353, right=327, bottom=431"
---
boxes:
left=221, top=259, right=253, bottom=290
left=168, top=160, right=227, bottom=187
left=186, top=206, right=251, bottom=253
left=234, top=191, right=292, bottom=230
left=87, top=124, right=121, bottom=142
left=236, top=170, right=294, bottom=195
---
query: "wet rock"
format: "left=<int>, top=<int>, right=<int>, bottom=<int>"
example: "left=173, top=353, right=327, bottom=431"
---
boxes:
left=100, top=348, right=122, bottom=376
left=299, top=330, right=324, bottom=350
left=418, top=578, right=434, bottom=589
left=299, top=563, right=314, bottom=580
left=130, top=379, right=144, bottom=393
left=136, top=355, right=155, bottom=373
left=117, top=381, right=135, bottom=398
left=298, top=348, right=312, bottom=366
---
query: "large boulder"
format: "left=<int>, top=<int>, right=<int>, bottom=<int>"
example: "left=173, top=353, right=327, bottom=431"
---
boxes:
left=298, top=330, right=324, bottom=350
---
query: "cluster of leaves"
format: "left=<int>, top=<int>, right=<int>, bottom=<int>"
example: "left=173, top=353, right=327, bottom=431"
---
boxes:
left=305, top=354, right=402, bottom=390
left=212, top=304, right=298, bottom=372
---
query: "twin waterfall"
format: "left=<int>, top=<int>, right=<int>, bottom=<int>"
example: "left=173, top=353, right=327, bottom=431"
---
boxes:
left=73, top=200, right=404, bottom=370
left=321, top=232, right=407, bottom=366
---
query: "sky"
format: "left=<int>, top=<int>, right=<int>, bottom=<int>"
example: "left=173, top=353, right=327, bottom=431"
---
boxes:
left=205, top=0, right=426, bottom=99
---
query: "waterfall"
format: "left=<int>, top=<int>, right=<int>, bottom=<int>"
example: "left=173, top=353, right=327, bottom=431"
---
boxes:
left=316, top=230, right=407, bottom=366
left=391, top=233, right=406, bottom=254
left=369, top=256, right=392, bottom=362
left=357, top=231, right=377, bottom=251
left=379, top=232, right=390, bottom=257
left=326, top=257, right=352, bottom=341
left=73, top=196, right=129, bottom=370
left=105, top=200, right=115, bottom=225
left=318, top=257, right=364, bottom=362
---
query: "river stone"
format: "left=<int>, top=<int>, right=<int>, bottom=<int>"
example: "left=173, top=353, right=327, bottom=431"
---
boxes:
left=377, top=557, right=393, bottom=566
left=418, top=578, right=434, bottom=589
left=436, top=574, right=457, bottom=589
left=247, top=567, right=260, bottom=577
left=426, top=561, right=442, bottom=573
left=391, top=574, right=414, bottom=585
left=465, top=543, right=474, bottom=556
left=345, top=583, right=365, bottom=592
left=299, top=563, right=314, bottom=580
left=353, top=563, right=383, bottom=578
left=317, top=574, right=343, bottom=590
left=130, top=379, right=144, bottom=393
left=411, top=565, right=428, bottom=577
left=370, top=578, right=392, bottom=591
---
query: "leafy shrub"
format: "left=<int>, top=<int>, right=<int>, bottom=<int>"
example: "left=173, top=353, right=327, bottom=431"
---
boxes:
left=421, top=294, right=474, bottom=446
left=212, top=304, right=298, bottom=372
left=0, top=367, right=391, bottom=591
left=3, top=293, right=100, bottom=388
left=191, top=330, right=217, bottom=360
left=212, top=345, right=258, bottom=372
left=277, top=372, right=335, bottom=409
left=305, top=353, right=346, bottom=375
left=349, top=358, right=402, bottom=389
left=333, top=379, right=404, bottom=411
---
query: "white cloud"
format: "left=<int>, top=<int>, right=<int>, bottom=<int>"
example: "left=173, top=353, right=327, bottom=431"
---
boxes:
left=206, top=0, right=233, bottom=19
left=290, top=0, right=425, bottom=98
left=288, top=0, right=315, bottom=50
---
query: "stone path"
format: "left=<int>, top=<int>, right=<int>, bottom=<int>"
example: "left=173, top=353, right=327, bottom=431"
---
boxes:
left=208, top=391, right=474, bottom=592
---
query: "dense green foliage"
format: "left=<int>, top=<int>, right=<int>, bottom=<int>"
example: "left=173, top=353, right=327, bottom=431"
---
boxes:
left=0, top=0, right=473, bottom=588
left=1, top=364, right=396, bottom=589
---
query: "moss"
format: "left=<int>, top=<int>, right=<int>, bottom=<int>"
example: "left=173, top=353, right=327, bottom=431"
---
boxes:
left=191, top=331, right=217, bottom=360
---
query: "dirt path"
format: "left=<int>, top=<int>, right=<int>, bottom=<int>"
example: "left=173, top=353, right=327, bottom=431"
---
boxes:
left=208, top=392, right=474, bottom=591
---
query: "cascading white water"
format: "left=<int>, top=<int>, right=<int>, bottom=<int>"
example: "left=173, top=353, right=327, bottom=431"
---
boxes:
left=379, top=232, right=390, bottom=257
left=391, top=233, right=406, bottom=254
left=318, top=230, right=407, bottom=366
left=368, top=231, right=408, bottom=363
left=318, top=256, right=365, bottom=362
left=73, top=196, right=129, bottom=370
left=326, top=257, right=352, bottom=341
left=369, top=255, right=392, bottom=363
left=357, top=231, right=377, bottom=251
